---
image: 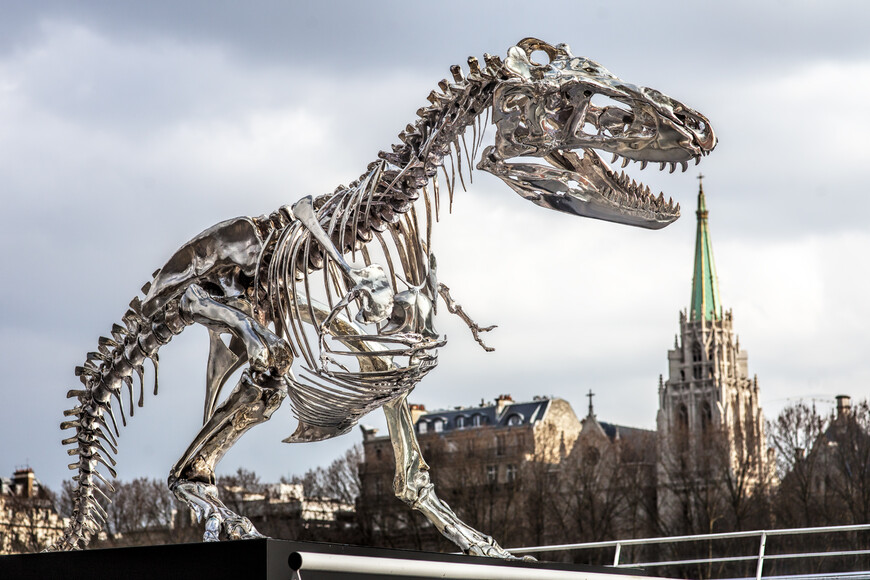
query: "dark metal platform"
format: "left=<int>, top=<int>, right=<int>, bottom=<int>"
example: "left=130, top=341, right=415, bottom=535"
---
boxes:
left=0, top=539, right=653, bottom=579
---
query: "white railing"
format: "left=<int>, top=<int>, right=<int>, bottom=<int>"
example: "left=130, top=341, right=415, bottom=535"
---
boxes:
left=509, top=524, right=870, bottom=580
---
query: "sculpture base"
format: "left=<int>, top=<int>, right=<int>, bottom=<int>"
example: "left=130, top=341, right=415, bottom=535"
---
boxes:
left=1, top=539, right=653, bottom=579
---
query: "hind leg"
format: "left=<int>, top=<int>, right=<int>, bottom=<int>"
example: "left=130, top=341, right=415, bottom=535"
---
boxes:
left=383, top=395, right=524, bottom=559
left=170, top=283, right=291, bottom=541
left=169, top=370, right=287, bottom=541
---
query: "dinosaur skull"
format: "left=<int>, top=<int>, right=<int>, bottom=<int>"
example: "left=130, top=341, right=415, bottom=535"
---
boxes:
left=478, top=38, right=716, bottom=229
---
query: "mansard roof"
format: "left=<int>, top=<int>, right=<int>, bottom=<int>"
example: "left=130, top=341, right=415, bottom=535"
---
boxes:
left=416, top=397, right=551, bottom=432
left=690, top=177, right=723, bottom=321
left=598, top=421, right=654, bottom=441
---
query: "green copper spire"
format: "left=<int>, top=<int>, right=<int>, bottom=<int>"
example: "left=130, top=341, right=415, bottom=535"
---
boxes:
left=690, top=176, right=722, bottom=321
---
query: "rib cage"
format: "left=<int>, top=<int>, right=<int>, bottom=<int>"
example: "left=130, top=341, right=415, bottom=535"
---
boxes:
left=268, top=173, right=442, bottom=439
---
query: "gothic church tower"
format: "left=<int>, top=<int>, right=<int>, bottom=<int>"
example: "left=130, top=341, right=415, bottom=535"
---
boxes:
left=656, top=178, right=768, bottom=531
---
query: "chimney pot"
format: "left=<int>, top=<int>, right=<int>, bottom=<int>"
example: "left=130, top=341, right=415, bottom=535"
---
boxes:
left=836, top=395, right=852, bottom=419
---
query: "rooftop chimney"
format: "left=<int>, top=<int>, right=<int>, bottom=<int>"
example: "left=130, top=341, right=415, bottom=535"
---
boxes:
left=836, top=395, right=852, bottom=419
left=409, top=403, right=427, bottom=424
left=496, top=394, right=513, bottom=416
left=12, top=468, right=35, bottom=498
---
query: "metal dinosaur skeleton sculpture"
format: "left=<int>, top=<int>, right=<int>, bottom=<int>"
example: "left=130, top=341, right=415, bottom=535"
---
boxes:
left=51, top=38, right=716, bottom=556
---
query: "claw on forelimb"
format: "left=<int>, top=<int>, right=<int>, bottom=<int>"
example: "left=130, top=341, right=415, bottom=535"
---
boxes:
left=437, top=283, right=496, bottom=352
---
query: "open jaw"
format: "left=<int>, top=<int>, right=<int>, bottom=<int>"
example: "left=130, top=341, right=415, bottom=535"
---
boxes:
left=480, top=145, right=684, bottom=230
left=478, top=38, right=717, bottom=229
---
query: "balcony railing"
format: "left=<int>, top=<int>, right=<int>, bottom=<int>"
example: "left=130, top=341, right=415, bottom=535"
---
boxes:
left=508, top=523, right=870, bottom=580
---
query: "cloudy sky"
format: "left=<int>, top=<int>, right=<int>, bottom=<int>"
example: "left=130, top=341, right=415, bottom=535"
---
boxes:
left=2, top=1, right=869, bottom=495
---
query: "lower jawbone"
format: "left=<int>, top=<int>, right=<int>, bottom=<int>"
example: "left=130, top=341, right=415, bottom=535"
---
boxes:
left=478, top=146, right=681, bottom=230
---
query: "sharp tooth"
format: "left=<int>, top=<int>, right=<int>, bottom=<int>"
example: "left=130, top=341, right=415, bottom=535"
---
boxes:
left=657, top=192, right=664, bottom=206
left=631, top=179, right=638, bottom=192
left=668, top=196, right=674, bottom=208
left=645, top=185, right=652, bottom=197
left=611, top=153, right=619, bottom=164
left=668, top=162, right=676, bottom=174
left=695, top=156, right=701, bottom=166
left=680, top=161, right=688, bottom=173
left=621, top=157, right=629, bottom=168
left=659, top=163, right=666, bottom=171
left=675, top=201, right=680, bottom=212
left=640, top=161, right=648, bottom=170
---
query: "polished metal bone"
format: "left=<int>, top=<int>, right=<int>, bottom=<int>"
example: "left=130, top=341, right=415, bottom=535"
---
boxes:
left=50, top=38, right=716, bottom=555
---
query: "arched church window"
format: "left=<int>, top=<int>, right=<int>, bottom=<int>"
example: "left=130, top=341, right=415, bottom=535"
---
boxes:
left=584, top=446, right=601, bottom=466
left=677, top=403, right=689, bottom=432
left=700, top=401, right=712, bottom=434
left=732, top=399, right=744, bottom=460
left=692, top=342, right=703, bottom=362
left=745, top=410, right=756, bottom=446
left=677, top=403, right=689, bottom=453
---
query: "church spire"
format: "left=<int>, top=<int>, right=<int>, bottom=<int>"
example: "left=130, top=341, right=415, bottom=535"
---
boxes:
left=690, top=175, right=722, bottom=321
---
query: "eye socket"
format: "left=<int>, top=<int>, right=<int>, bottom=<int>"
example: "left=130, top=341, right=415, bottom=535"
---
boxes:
left=584, top=67, right=596, bottom=73
left=583, top=90, right=592, bottom=98
left=530, top=50, right=551, bottom=66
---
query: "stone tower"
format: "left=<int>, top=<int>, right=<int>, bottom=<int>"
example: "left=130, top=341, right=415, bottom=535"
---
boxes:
left=656, top=178, right=768, bottom=532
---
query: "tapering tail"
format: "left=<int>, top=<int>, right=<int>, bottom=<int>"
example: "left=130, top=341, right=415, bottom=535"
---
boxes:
left=46, top=274, right=187, bottom=550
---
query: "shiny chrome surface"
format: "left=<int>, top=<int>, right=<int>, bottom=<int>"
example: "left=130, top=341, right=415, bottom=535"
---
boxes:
left=479, top=38, right=716, bottom=228
left=50, top=38, right=715, bottom=556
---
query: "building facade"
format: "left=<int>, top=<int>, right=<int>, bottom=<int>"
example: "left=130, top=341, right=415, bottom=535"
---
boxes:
left=0, top=468, right=67, bottom=554
left=358, top=395, right=582, bottom=550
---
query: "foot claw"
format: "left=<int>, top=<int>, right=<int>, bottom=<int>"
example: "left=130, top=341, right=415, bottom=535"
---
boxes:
left=203, top=515, right=221, bottom=542
left=173, top=480, right=267, bottom=543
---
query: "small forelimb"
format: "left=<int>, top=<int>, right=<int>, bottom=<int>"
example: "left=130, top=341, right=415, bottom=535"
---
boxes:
left=437, top=283, right=496, bottom=352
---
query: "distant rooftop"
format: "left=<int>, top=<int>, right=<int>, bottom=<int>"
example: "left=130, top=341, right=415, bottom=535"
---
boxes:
left=415, top=396, right=551, bottom=433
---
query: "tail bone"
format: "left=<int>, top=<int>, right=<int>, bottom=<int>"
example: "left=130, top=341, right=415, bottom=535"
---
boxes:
left=47, top=277, right=189, bottom=551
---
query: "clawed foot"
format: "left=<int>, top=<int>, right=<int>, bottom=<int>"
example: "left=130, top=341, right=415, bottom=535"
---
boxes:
left=171, top=480, right=267, bottom=542
left=203, top=513, right=266, bottom=542
left=461, top=532, right=536, bottom=562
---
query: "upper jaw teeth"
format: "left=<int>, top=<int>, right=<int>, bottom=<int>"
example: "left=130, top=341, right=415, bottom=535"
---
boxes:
left=609, top=152, right=699, bottom=173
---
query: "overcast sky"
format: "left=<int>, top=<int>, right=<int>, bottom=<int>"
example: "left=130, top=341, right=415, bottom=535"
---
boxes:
left=2, top=1, right=869, bottom=495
